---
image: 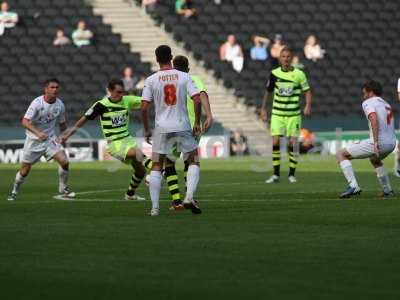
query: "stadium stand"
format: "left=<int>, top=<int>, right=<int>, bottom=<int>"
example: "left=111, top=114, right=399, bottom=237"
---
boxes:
left=0, top=0, right=152, bottom=125
left=140, top=0, right=400, bottom=117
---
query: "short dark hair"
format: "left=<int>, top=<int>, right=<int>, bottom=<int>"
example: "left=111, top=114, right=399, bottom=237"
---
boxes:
left=363, top=80, right=383, bottom=96
left=173, top=55, right=189, bottom=72
left=44, top=78, right=60, bottom=87
left=107, top=78, right=124, bottom=91
left=280, top=46, right=293, bottom=55
left=155, top=45, right=172, bottom=64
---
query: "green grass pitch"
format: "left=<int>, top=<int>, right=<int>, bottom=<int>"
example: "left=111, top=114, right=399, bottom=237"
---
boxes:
left=1, top=156, right=400, bottom=300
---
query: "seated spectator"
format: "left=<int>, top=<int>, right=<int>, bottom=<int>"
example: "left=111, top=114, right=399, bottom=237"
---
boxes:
left=219, top=34, right=244, bottom=73
left=142, top=0, right=157, bottom=15
left=175, top=0, right=197, bottom=19
left=0, top=1, right=18, bottom=36
left=135, top=75, right=147, bottom=92
left=250, top=35, right=270, bottom=61
left=53, top=29, right=71, bottom=47
left=72, top=20, right=93, bottom=47
left=270, top=34, right=285, bottom=67
left=230, top=129, right=249, bottom=156
left=122, top=67, right=140, bottom=94
left=292, top=55, right=304, bottom=69
left=304, top=34, right=325, bottom=62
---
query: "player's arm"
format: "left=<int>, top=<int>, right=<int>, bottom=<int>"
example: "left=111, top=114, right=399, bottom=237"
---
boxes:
left=301, top=72, right=312, bottom=116
left=368, top=112, right=380, bottom=155
left=127, top=95, right=142, bottom=110
left=60, top=116, right=88, bottom=143
left=200, top=91, right=213, bottom=133
left=21, top=118, right=48, bottom=141
left=261, top=73, right=276, bottom=122
left=141, top=101, right=152, bottom=143
left=191, top=94, right=202, bottom=136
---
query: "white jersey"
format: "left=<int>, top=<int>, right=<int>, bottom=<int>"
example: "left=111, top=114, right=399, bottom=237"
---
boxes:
left=362, top=96, right=395, bottom=146
left=142, top=68, right=199, bottom=133
left=23, top=96, right=66, bottom=140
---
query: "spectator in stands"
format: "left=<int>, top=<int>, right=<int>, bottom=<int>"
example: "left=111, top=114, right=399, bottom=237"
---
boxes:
left=72, top=20, right=93, bottom=47
left=142, top=0, right=157, bottom=15
left=270, top=34, right=285, bottom=67
left=230, top=129, right=249, bottom=156
left=250, top=35, right=270, bottom=61
left=122, top=67, right=140, bottom=94
left=176, top=0, right=197, bottom=19
left=219, top=34, right=244, bottom=73
left=135, top=75, right=147, bottom=92
left=0, top=1, right=18, bottom=36
left=292, top=55, right=304, bottom=69
left=53, top=29, right=71, bottom=47
left=304, top=34, right=325, bottom=62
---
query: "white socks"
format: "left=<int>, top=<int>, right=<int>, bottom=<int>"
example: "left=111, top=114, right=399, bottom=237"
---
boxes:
left=58, top=167, right=69, bottom=193
left=339, top=160, right=359, bottom=189
left=185, top=164, right=200, bottom=201
left=149, top=171, right=162, bottom=210
left=375, top=166, right=392, bottom=193
left=12, top=172, right=25, bottom=194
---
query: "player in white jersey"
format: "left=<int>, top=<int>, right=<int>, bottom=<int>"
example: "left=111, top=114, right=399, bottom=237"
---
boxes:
left=336, top=80, right=395, bottom=198
left=394, top=77, right=400, bottom=176
left=7, top=79, right=75, bottom=201
left=141, top=45, right=206, bottom=216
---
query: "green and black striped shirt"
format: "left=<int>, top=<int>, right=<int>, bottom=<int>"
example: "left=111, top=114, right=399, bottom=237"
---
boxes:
left=267, top=67, right=310, bottom=117
left=85, top=96, right=141, bottom=141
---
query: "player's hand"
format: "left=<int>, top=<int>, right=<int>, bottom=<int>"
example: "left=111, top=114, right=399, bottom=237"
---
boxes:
left=303, top=105, right=311, bottom=117
left=260, top=109, right=268, bottom=122
left=193, top=123, right=201, bottom=137
left=373, top=142, right=380, bottom=157
left=37, top=132, right=48, bottom=141
left=202, top=116, right=213, bottom=133
left=144, top=130, right=152, bottom=144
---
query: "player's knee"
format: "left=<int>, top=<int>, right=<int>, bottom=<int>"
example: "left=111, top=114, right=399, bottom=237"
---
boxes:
left=20, top=164, right=31, bottom=176
left=59, top=160, right=69, bottom=170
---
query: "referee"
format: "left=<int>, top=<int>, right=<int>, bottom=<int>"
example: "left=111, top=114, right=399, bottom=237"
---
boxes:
left=261, top=47, right=313, bottom=183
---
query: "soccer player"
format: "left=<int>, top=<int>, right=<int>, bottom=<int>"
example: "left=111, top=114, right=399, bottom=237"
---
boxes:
left=61, top=79, right=149, bottom=200
left=142, top=45, right=207, bottom=216
left=260, top=47, right=312, bottom=183
left=394, top=77, right=400, bottom=176
left=161, top=55, right=212, bottom=211
left=336, top=80, right=395, bottom=198
left=7, top=78, right=75, bottom=201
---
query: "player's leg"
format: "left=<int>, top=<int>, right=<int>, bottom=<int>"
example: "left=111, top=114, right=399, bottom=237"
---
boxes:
left=394, top=141, right=400, bottom=177
left=148, top=153, right=165, bottom=216
left=52, top=150, right=75, bottom=198
left=336, top=140, right=375, bottom=198
left=8, top=139, right=42, bottom=200
left=164, top=158, right=184, bottom=210
left=8, top=162, right=32, bottom=201
left=125, top=147, right=147, bottom=201
left=182, top=150, right=201, bottom=214
left=183, top=160, right=189, bottom=185
left=369, top=155, right=394, bottom=196
left=287, top=115, right=301, bottom=182
left=266, top=115, right=284, bottom=183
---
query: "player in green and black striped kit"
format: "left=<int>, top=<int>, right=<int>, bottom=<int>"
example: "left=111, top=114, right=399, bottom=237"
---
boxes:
left=261, top=47, right=313, bottom=183
left=61, top=79, right=152, bottom=200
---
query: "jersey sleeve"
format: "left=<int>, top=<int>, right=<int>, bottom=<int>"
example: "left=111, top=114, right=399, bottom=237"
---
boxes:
left=188, top=75, right=199, bottom=98
left=23, top=100, right=39, bottom=120
left=58, top=102, right=66, bottom=123
left=84, top=102, right=104, bottom=120
left=362, top=101, right=376, bottom=118
left=299, top=70, right=310, bottom=92
left=126, top=95, right=142, bottom=110
left=141, top=77, right=153, bottom=102
left=266, top=73, right=277, bottom=92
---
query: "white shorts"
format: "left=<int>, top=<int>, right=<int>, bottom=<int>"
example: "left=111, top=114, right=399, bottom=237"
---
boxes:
left=345, top=139, right=395, bottom=160
left=152, top=130, right=198, bottom=155
left=22, top=137, right=64, bottom=164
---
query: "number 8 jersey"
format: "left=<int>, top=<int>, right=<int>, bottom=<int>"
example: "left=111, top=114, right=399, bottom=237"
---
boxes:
left=142, top=68, right=199, bottom=133
left=362, top=96, right=396, bottom=146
